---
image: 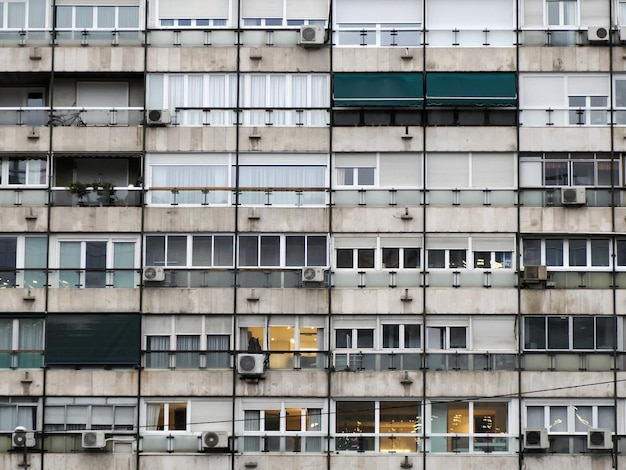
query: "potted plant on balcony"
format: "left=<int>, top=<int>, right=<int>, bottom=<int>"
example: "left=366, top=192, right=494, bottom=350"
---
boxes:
left=67, top=181, right=89, bottom=205
left=92, top=181, right=116, bottom=206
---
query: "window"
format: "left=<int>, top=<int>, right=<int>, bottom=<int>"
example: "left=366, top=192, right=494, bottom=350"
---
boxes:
left=0, top=318, right=44, bottom=369
left=56, top=5, right=139, bottom=32
left=335, top=328, right=374, bottom=349
left=426, top=152, right=516, bottom=189
left=334, top=400, right=421, bottom=452
left=0, top=0, right=46, bottom=30
left=0, top=398, right=39, bottom=431
left=145, top=234, right=234, bottom=267
left=242, top=401, right=325, bottom=452
left=160, top=18, right=227, bottom=28
left=45, top=397, right=136, bottom=432
left=238, top=235, right=327, bottom=268
left=150, top=163, right=229, bottom=205
left=144, top=315, right=232, bottom=370
left=426, top=326, right=467, bottom=349
left=523, top=316, right=615, bottom=350
left=568, top=96, right=608, bottom=125
left=525, top=402, right=613, bottom=453
left=382, top=247, right=421, bottom=269
left=522, top=238, right=611, bottom=268
left=148, top=74, right=329, bottom=127
left=336, top=167, right=375, bottom=186
left=382, top=324, right=421, bottom=349
left=0, top=236, right=47, bottom=289
left=427, top=249, right=467, bottom=269
left=473, top=251, right=512, bottom=269
left=430, top=401, right=510, bottom=453
left=57, top=238, right=137, bottom=288
left=145, top=403, right=188, bottom=431
left=336, top=248, right=375, bottom=268
left=0, top=156, right=47, bottom=186
left=546, top=0, right=577, bottom=26
left=240, top=317, right=324, bottom=369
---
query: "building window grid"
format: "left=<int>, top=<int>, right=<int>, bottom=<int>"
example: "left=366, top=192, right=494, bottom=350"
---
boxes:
left=44, top=398, right=136, bottom=432
left=523, top=316, right=616, bottom=351
left=522, top=238, right=614, bottom=269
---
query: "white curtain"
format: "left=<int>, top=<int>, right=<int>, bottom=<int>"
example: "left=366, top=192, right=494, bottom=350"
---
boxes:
left=146, top=336, right=170, bottom=369
left=7, top=2, right=25, bottom=28
left=28, top=0, right=46, bottom=28
left=270, top=75, right=286, bottom=125
left=75, top=6, right=93, bottom=29
left=292, top=75, right=307, bottom=125
left=0, top=319, right=12, bottom=349
left=249, top=75, right=266, bottom=125
left=146, top=403, right=163, bottom=431
left=238, top=165, right=326, bottom=204
left=18, top=319, right=42, bottom=350
left=176, top=335, right=200, bottom=368
left=206, top=334, right=230, bottom=368
left=152, top=164, right=228, bottom=204
left=310, top=75, right=329, bottom=126
left=55, top=7, right=72, bottom=29
left=118, top=6, right=139, bottom=29
left=186, top=75, right=204, bottom=125
left=97, top=6, right=115, bottom=28
left=208, top=75, right=226, bottom=125
left=168, top=76, right=185, bottom=122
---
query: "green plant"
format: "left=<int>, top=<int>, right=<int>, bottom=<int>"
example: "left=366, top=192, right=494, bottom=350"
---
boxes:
left=67, top=181, right=89, bottom=197
left=93, top=181, right=115, bottom=193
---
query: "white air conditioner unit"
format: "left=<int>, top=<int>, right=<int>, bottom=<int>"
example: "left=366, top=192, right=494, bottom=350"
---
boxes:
left=143, top=266, right=165, bottom=282
left=523, top=428, right=549, bottom=449
left=12, top=429, right=36, bottom=448
left=587, top=429, right=612, bottom=449
left=302, top=267, right=324, bottom=283
left=82, top=431, right=106, bottom=449
left=201, top=431, right=230, bottom=451
left=146, top=109, right=171, bottom=126
left=299, top=25, right=325, bottom=47
left=522, top=265, right=548, bottom=283
left=561, top=187, right=586, bottom=206
left=237, top=353, right=265, bottom=376
left=587, top=26, right=609, bottom=42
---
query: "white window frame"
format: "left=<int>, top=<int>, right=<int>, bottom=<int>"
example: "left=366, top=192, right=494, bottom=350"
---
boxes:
left=545, top=0, right=578, bottom=27
left=55, top=5, right=140, bottom=32
left=524, top=400, right=615, bottom=434
left=426, top=325, right=468, bottom=350
left=0, top=155, right=48, bottom=187
left=0, top=397, right=40, bottom=431
left=521, top=238, right=613, bottom=270
left=142, top=401, right=190, bottom=433
left=238, top=234, right=328, bottom=268
left=523, top=315, right=617, bottom=351
left=144, top=234, right=236, bottom=268
left=44, top=397, right=136, bottom=432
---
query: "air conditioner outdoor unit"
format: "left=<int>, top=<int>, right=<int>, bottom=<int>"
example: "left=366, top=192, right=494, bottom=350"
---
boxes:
left=82, top=431, right=106, bottom=449
left=522, top=265, right=548, bottom=283
left=561, top=187, right=586, bottom=206
left=299, top=25, right=325, bottom=47
left=587, top=429, right=613, bottom=450
left=237, top=353, right=265, bottom=376
left=523, top=428, right=549, bottom=449
left=201, top=431, right=230, bottom=451
left=302, top=267, right=324, bottom=283
left=12, top=429, right=36, bottom=448
left=587, top=26, right=609, bottom=42
left=146, top=109, right=171, bottom=126
left=143, top=266, right=165, bottom=282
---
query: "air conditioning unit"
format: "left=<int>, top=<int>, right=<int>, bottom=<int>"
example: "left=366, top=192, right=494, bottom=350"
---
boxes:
left=523, top=428, right=549, bottom=449
left=299, top=25, right=325, bottom=47
left=522, top=265, right=548, bottom=283
left=82, top=431, right=106, bottom=449
left=12, top=429, right=36, bottom=448
left=237, top=353, right=265, bottom=376
left=201, top=431, right=230, bottom=451
left=146, top=109, right=171, bottom=126
left=587, top=429, right=612, bottom=450
left=143, top=266, right=165, bottom=282
left=587, top=26, right=609, bottom=42
left=561, top=187, right=586, bottom=206
left=302, top=267, right=324, bottom=283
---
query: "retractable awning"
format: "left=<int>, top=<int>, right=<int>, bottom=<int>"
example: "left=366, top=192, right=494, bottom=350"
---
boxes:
left=333, top=72, right=424, bottom=106
left=426, top=72, right=517, bottom=106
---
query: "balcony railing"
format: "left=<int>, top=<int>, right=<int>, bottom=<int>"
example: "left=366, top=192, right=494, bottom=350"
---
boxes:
left=51, top=186, right=142, bottom=207
left=0, top=107, right=144, bottom=127
left=332, top=270, right=517, bottom=289
left=520, top=108, right=610, bottom=127
left=54, top=28, right=143, bottom=46
left=169, top=106, right=329, bottom=127
left=519, top=188, right=618, bottom=207
left=0, top=350, right=44, bottom=369
left=522, top=352, right=615, bottom=371
left=332, top=188, right=517, bottom=207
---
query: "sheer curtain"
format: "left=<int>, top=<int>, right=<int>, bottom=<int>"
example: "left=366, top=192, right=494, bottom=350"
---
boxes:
left=146, top=336, right=170, bottom=369
left=238, top=165, right=326, bottom=205
left=146, top=403, right=163, bottom=431
left=0, top=319, right=11, bottom=369
left=186, top=75, right=204, bottom=126
left=206, top=334, right=230, bottom=368
left=208, top=75, right=226, bottom=125
left=7, top=2, right=25, bottom=28
left=310, top=75, right=329, bottom=126
left=75, top=6, right=93, bottom=28
left=270, top=75, right=286, bottom=125
left=249, top=75, right=266, bottom=125
left=168, top=76, right=184, bottom=124
left=151, top=164, right=228, bottom=204
left=292, top=75, right=307, bottom=125
left=113, top=242, right=135, bottom=288
left=176, top=335, right=200, bottom=368
left=18, top=318, right=43, bottom=368
left=28, top=0, right=46, bottom=29
left=59, top=242, right=81, bottom=288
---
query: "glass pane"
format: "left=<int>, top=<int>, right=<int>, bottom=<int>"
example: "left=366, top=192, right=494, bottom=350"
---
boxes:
left=97, top=6, right=115, bottom=28
left=574, top=406, right=592, bottom=432
left=428, top=250, right=445, bottom=268
left=285, top=408, right=302, bottom=431
left=427, top=327, right=444, bottom=349
left=596, top=317, right=615, bottom=349
left=191, top=236, right=212, bottom=266
left=524, top=317, right=546, bottom=349
left=544, top=161, right=569, bottom=186
left=335, top=329, right=351, bottom=348
left=167, top=236, right=187, bottom=267
left=335, top=401, right=375, bottom=433
left=118, top=6, right=139, bottom=28
left=568, top=239, right=587, bottom=267
left=214, top=236, right=234, bottom=266
left=0, top=319, right=12, bottom=349
left=357, top=329, right=374, bottom=348
left=382, top=325, right=399, bottom=348
left=526, top=406, right=545, bottom=428
left=18, top=319, right=43, bottom=350
left=307, top=236, right=327, bottom=267
left=549, top=406, right=568, bottom=433
left=336, top=249, right=353, bottom=268
left=357, top=168, right=375, bottom=185
left=59, top=242, right=80, bottom=288
left=75, top=6, right=93, bottom=28
left=382, top=248, right=399, bottom=269
left=357, top=249, right=374, bottom=268
left=145, top=236, right=165, bottom=266
left=449, top=250, right=466, bottom=269
left=404, top=325, right=421, bottom=348
left=572, top=317, right=594, bottom=349
left=474, top=251, right=490, bottom=269
left=168, top=403, right=187, bottom=430
left=285, top=236, right=305, bottom=266
left=404, top=248, right=420, bottom=268
left=379, top=401, right=420, bottom=434
left=523, top=239, right=541, bottom=265
left=265, top=410, right=280, bottom=431
left=239, top=236, right=258, bottom=266
left=547, top=317, right=569, bottom=349
left=0, top=237, right=16, bottom=288
left=244, top=410, right=260, bottom=431
left=591, top=239, right=609, bottom=267
left=85, top=241, right=106, bottom=288
left=474, top=402, right=507, bottom=433
left=449, top=327, right=466, bottom=348
left=546, top=239, right=563, bottom=266
left=113, top=242, right=135, bottom=288
left=572, top=161, right=594, bottom=185
left=598, top=406, right=614, bottom=431
left=24, top=237, right=46, bottom=289
left=260, top=236, right=280, bottom=266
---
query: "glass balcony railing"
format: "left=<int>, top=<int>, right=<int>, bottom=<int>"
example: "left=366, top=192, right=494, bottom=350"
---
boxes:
left=332, top=189, right=517, bottom=207
left=0, top=107, right=144, bottom=127
left=0, top=350, right=44, bottom=369
left=51, top=187, right=142, bottom=207
left=522, top=352, right=615, bottom=371
left=332, top=270, right=517, bottom=289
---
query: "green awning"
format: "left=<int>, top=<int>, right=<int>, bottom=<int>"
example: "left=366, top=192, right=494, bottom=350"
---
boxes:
left=426, top=72, right=517, bottom=106
left=46, top=314, right=140, bottom=367
left=333, top=73, right=424, bottom=106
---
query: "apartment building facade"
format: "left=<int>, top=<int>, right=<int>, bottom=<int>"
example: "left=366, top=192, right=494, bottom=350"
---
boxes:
left=1, top=0, right=625, bottom=469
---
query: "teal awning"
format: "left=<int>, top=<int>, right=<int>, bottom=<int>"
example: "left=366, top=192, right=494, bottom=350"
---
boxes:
left=46, top=314, right=140, bottom=366
left=426, top=72, right=517, bottom=106
left=333, top=73, right=424, bottom=106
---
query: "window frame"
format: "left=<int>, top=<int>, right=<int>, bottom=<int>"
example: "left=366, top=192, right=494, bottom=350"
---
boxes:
left=144, top=234, right=235, bottom=268
left=44, top=397, right=137, bottom=433
left=238, top=234, right=328, bottom=268
left=0, top=317, right=44, bottom=369
left=0, top=397, right=40, bottom=431
left=523, top=315, right=617, bottom=351
left=143, top=401, right=190, bottom=433
left=521, top=237, right=613, bottom=270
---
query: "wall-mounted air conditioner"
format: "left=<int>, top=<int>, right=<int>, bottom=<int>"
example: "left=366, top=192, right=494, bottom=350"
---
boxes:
left=12, top=428, right=36, bottom=448
left=237, top=353, right=265, bottom=376
left=302, top=267, right=324, bottom=283
left=587, top=429, right=612, bottom=449
left=299, top=25, right=325, bottom=47
left=82, top=431, right=106, bottom=449
left=522, top=265, right=548, bottom=283
left=587, top=26, right=609, bottom=43
left=146, top=109, right=171, bottom=126
left=143, top=266, right=165, bottom=282
left=561, top=187, right=586, bottom=206
left=523, top=428, right=549, bottom=449
left=201, top=431, right=230, bottom=451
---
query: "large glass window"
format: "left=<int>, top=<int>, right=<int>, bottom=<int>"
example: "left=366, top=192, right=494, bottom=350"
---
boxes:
left=430, top=401, right=509, bottom=453
left=0, top=397, right=38, bottom=431
left=145, top=403, right=188, bottom=431
left=546, top=0, right=577, bottom=26
left=522, top=238, right=612, bottom=268
left=58, top=239, right=136, bottom=288
left=524, top=316, right=615, bottom=350
left=335, top=400, right=421, bottom=452
left=45, top=397, right=136, bottom=432
left=0, top=318, right=44, bottom=369
left=145, top=234, right=234, bottom=268
left=237, top=235, right=327, bottom=268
